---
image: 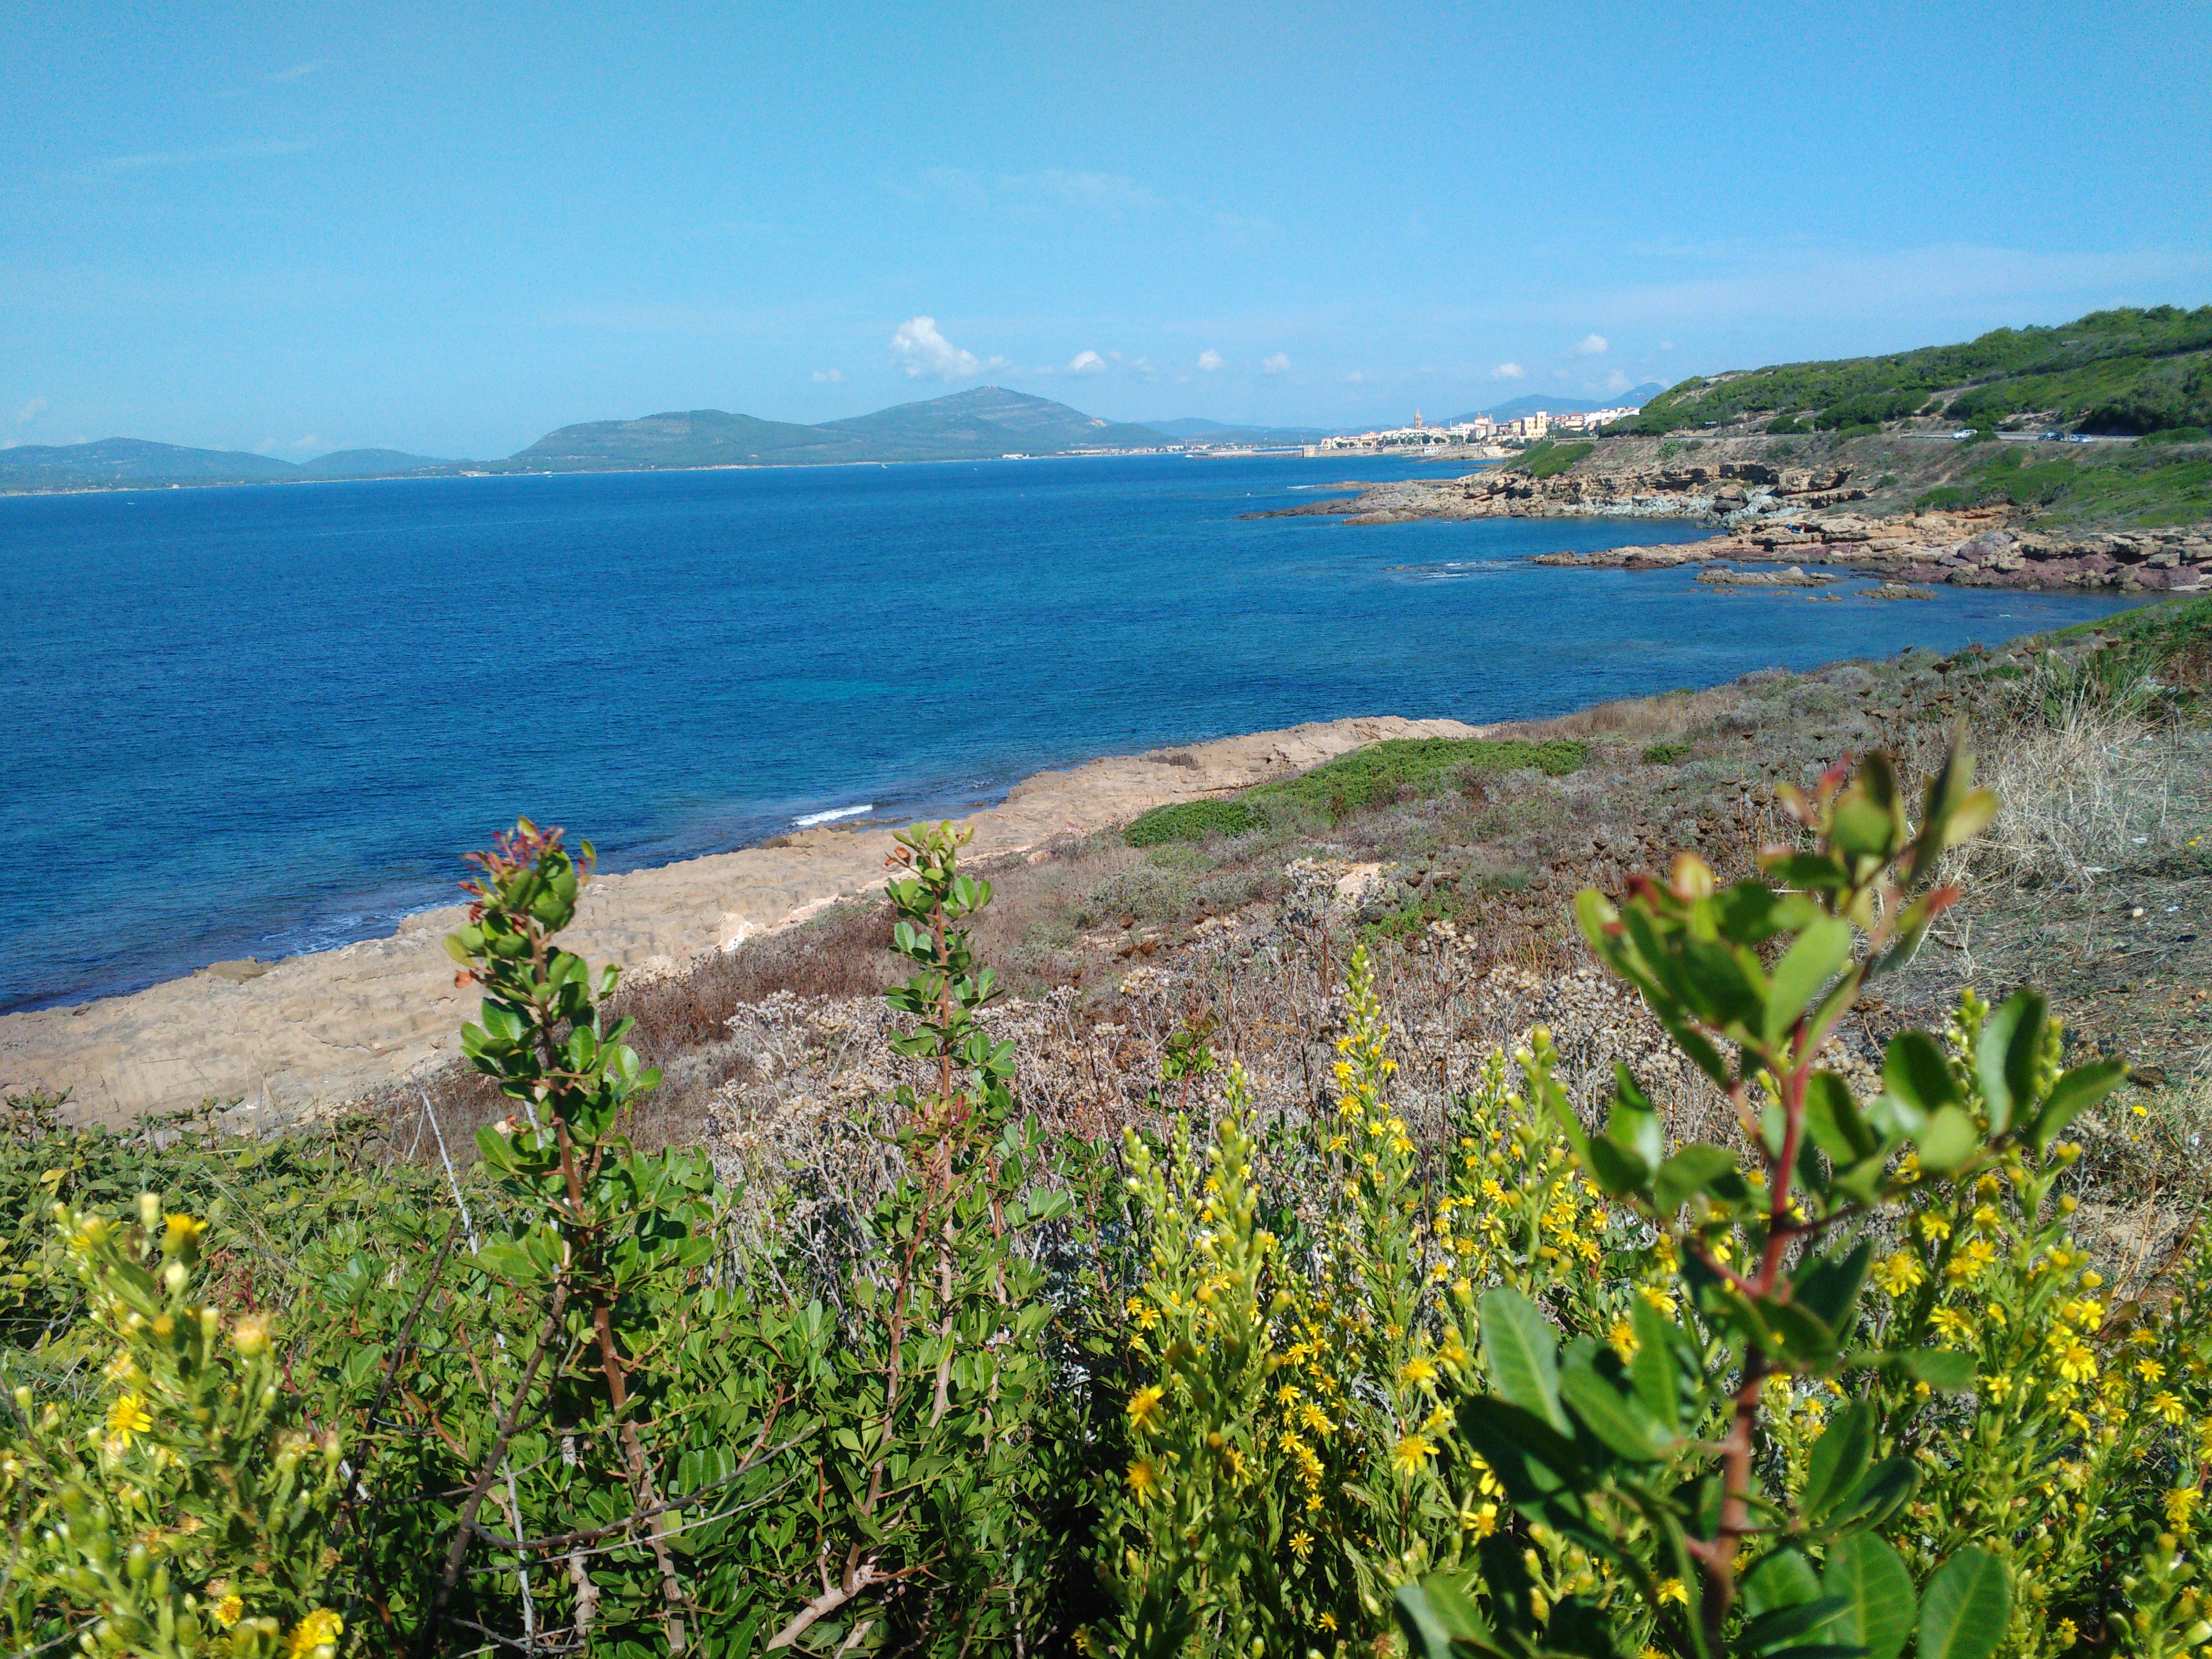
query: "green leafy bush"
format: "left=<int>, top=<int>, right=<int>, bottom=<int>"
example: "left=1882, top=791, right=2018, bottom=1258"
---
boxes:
left=4, top=726, right=2208, bottom=1657
left=1641, top=740, right=1692, bottom=765
left=1123, top=799, right=1258, bottom=847
left=1246, top=738, right=1587, bottom=821
left=1512, top=441, right=1595, bottom=481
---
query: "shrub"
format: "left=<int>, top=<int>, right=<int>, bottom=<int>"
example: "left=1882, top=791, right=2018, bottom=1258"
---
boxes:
left=1123, top=799, right=1257, bottom=847
left=5, top=726, right=2207, bottom=1657
left=1246, top=738, right=1587, bottom=822
left=1640, top=740, right=1692, bottom=765
left=1513, top=441, right=1595, bottom=481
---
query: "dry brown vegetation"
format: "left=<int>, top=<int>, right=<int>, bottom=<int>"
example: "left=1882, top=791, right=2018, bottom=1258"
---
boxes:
left=368, top=602, right=2212, bottom=1285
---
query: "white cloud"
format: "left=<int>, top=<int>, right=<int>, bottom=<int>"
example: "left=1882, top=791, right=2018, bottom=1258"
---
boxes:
left=1574, top=333, right=1609, bottom=356
left=1603, top=370, right=1632, bottom=393
left=1068, top=350, right=1105, bottom=374
left=1660, top=340, right=1676, bottom=351
left=1493, top=363, right=1525, bottom=380
left=1128, top=356, right=1157, bottom=380
left=15, top=397, right=46, bottom=425
left=1340, top=371, right=1363, bottom=384
left=890, top=316, right=983, bottom=380
left=1261, top=352, right=1291, bottom=375
left=1214, top=208, right=1281, bottom=238
left=811, top=368, right=843, bottom=383
left=1031, top=170, right=1156, bottom=215
left=270, top=60, right=331, bottom=82
left=1197, top=349, right=1224, bottom=372
left=91, top=139, right=310, bottom=174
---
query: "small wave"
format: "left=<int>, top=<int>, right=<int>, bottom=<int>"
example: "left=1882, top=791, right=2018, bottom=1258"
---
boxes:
left=792, top=803, right=875, bottom=828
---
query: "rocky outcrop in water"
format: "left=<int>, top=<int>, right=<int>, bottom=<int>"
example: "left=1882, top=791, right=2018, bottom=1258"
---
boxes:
left=1241, top=461, right=1866, bottom=525
left=1532, top=509, right=2212, bottom=594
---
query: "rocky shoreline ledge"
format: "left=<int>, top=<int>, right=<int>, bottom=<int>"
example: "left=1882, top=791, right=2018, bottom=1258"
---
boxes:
left=0, top=715, right=1480, bottom=1126
left=1245, top=458, right=2211, bottom=594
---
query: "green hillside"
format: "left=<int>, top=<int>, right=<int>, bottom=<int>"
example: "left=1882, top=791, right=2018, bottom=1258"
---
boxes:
left=297, top=448, right=459, bottom=477
left=1625, top=305, right=2212, bottom=437
left=507, top=408, right=870, bottom=469
left=817, top=386, right=1170, bottom=457
left=0, top=438, right=299, bottom=487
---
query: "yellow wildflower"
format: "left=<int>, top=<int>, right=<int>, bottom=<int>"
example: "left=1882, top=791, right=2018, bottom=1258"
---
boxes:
left=2056, top=1342, right=2098, bottom=1385
left=285, top=1610, right=344, bottom=1658
left=1872, top=1252, right=1924, bottom=1297
left=2165, top=1486, right=2201, bottom=1532
left=1657, top=1578, right=1690, bottom=1606
left=212, top=1595, right=244, bottom=1629
left=1391, top=1433, right=1437, bottom=1476
left=105, top=1394, right=153, bottom=1445
left=1289, top=1528, right=1314, bottom=1562
left=1124, top=1458, right=1159, bottom=1500
left=1399, top=1356, right=1439, bottom=1389
left=2151, top=1391, right=2187, bottom=1426
left=1126, top=1386, right=1165, bottom=1433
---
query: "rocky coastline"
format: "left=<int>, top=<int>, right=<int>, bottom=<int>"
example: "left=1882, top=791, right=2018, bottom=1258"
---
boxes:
left=0, top=714, right=1481, bottom=1127
left=1244, top=457, right=2211, bottom=595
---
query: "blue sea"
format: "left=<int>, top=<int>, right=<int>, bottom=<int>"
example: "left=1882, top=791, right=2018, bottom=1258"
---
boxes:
left=1, top=455, right=2144, bottom=1013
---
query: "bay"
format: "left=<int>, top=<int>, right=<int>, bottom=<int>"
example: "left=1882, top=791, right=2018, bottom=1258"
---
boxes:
left=0, top=454, right=2140, bottom=1012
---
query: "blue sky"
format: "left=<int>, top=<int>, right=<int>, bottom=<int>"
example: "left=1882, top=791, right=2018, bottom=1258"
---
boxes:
left=6, top=1, right=2208, bottom=459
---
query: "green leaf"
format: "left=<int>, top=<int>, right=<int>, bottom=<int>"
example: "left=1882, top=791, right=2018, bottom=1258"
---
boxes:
left=1743, top=1546, right=1822, bottom=1615
left=1818, top=1533, right=1914, bottom=1659
left=1629, top=1297, right=1682, bottom=1436
left=1454, top=1396, right=1587, bottom=1507
left=1764, top=917, right=1854, bottom=1048
left=1394, top=1578, right=1506, bottom=1659
left=1918, top=1548, right=2012, bottom=1659
left=1803, top=1071, right=1877, bottom=1164
left=1914, top=1105, right=1980, bottom=1176
left=2032, top=1058, right=2127, bottom=1151
left=1883, top=1031, right=1958, bottom=1115
left=1793, top=1238, right=1872, bottom=1334
left=1480, top=1287, right=1567, bottom=1433
left=1975, top=989, right=2046, bottom=1136
left=1600, top=1063, right=1665, bottom=1184
left=1828, top=1457, right=1918, bottom=1530
left=1830, top=794, right=1900, bottom=859
left=1802, top=1402, right=1874, bottom=1522
left=1653, top=1145, right=1745, bottom=1214
left=1903, top=1349, right=1977, bottom=1391
left=1558, top=1342, right=1667, bottom=1462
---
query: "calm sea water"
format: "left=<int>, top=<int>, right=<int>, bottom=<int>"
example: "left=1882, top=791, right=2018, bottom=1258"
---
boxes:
left=1, top=455, right=2143, bottom=1012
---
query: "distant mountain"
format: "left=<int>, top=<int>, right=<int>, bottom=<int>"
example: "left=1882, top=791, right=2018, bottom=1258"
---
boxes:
left=1144, top=418, right=1337, bottom=444
left=298, top=448, right=458, bottom=477
left=507, top=387, right=1172, bottom=470
left=509, top=409, right=867, bottom=470
left=817, top=387, right=1170, bottom=459
left=0, top=388, right=1183, bottom=494
left=0, top=438, right=298, bottom=487
left=1444, top=385, right=1665, bottom=424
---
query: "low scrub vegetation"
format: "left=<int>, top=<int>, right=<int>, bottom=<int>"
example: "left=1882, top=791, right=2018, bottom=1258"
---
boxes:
left=4, top=615, right=2211, bottom=1657
left=1512, top=441, right=1597, bottom=480
left=1629, top=305, right=2212, bottom=437
left=1914, top=445, right=2212, bottom=527
left=1121, top=739, right=1589, bottom=847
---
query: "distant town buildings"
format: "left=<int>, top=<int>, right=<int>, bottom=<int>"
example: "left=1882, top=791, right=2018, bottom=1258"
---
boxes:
left=1310, top=404, right=1638, bottom=454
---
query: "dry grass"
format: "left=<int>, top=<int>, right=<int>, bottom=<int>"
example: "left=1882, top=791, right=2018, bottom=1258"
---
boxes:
left=1966, top=672, right=2206, bottom=893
